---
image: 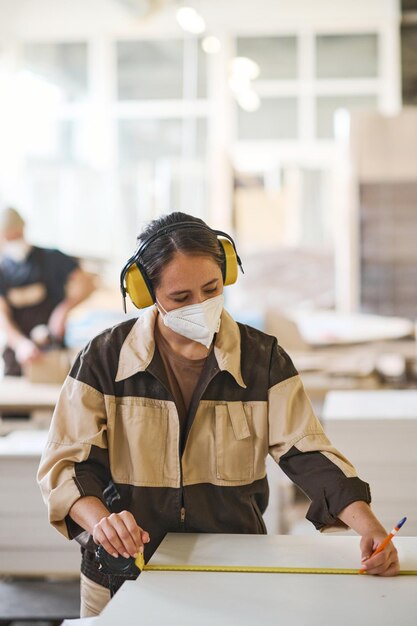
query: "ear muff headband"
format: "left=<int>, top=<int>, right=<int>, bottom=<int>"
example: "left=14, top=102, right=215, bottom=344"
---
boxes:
left=120, top=222, right=244, bottom=311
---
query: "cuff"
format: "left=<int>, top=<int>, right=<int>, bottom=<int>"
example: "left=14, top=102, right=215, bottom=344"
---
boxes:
left=306, top=476, right=372, bottom=532
left=65, top=514, right=87, bottom=540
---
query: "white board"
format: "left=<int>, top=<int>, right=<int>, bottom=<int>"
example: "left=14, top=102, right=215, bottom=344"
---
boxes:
left=94, top=534, right=417, bottom=626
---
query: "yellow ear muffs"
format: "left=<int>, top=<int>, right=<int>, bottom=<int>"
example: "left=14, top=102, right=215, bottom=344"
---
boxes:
left=121, top=222, right=244, bottom=312
left=218, top=237, right=238, bottom=285
left=125, top=263, right=154, bottom=309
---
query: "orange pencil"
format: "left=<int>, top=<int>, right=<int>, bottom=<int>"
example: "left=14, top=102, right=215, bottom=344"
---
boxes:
left=358, top=516, right=407, bottom=574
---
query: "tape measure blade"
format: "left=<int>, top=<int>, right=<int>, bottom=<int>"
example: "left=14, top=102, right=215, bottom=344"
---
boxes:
left=144, top=564, right=417, bottom=576
left=145, top=565, right=355, bottom=574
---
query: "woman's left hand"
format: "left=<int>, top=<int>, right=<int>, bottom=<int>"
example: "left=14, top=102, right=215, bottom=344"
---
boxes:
left=359, top=534, right=400, bottom=576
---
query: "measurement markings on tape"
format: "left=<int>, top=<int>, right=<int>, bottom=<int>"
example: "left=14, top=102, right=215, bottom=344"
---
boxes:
left=145, top=565, right=358, bottom=575
left=136, top=555, right=417, bottom=576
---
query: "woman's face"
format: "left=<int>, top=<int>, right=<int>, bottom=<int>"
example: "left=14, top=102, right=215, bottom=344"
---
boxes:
left=155, top=251, right=223, bottom=311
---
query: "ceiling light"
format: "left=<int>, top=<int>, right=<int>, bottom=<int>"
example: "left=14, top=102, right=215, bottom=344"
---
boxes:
left=230, top=57, right=260, bottom=81
left=201, top=36, right=221, bottom=54
left=228, top=74, right=251, bottom=94
left=176, top=6, right=206, bottom=34
left=236, top=90, right=261, bottom=112
left=114, top=0, right=163, bottom=18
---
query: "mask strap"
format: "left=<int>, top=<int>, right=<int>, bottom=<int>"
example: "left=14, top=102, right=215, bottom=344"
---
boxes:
left=155, top=299, right=168, bottom=316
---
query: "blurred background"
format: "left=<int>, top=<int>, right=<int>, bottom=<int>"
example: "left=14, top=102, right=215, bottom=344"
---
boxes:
left=0, top=0, right=417, bottom=621
left=0, top=0, right=412, bottom=315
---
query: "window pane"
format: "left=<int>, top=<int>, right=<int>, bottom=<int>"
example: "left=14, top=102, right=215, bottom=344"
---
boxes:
left=117, top=40, right=183, bottom=100
left=316, top=95, right=378, bottom=138
left=119, top=118, right=182, bottom=162
left=118, top=118, right=206, bottom=163
left=117, top=118, right=208, bottom=228
left=238, top=98, right=298, bottom=140
left=316, top=34, right=378, bottom=79
left=23, top=119, right=91, bottom=164
left=236, top=36, right=297, bottom=80
left=23, top=43, right=88, bottom=102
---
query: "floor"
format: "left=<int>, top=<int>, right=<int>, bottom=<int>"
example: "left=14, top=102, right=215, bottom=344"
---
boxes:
left=0, top=578, right=80, bottom=625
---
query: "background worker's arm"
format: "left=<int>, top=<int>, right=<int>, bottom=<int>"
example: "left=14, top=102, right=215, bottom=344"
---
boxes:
left=0, top=295, right=41, bottom=363
left=338, top=500, right=399, bottom=575
left=48, top=268, right=96, bottom=339
left=69, top=496, right=150, bottom=559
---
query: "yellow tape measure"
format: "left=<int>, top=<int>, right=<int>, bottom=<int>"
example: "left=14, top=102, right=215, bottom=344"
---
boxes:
left=135, top=554, right=417, bottom=576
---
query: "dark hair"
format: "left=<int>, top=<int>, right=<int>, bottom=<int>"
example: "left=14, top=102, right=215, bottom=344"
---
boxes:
left=137, top=212, right=224, bottom=290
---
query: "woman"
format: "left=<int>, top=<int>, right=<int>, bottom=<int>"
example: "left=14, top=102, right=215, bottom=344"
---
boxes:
left=38, top=212, right=399, bottom=618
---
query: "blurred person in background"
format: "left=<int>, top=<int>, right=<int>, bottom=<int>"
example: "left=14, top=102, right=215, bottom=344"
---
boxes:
left=0, top=207, right=95, bottom=377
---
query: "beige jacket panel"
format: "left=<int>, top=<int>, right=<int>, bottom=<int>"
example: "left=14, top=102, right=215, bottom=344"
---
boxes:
left=268, top=374, right=357, bottom=478
left=182, top=400, right=268, bottom=486
left=106, top=396, right=181, bottom=487
left=37, top=377, right=108, bottom=538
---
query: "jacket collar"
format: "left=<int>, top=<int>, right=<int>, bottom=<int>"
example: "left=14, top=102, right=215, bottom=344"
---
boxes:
left=115, top=305, right=247, bottom=388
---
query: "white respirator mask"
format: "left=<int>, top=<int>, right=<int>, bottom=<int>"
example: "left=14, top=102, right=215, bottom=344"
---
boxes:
left=156, top=293, right=224, bottom=348
left=2, top=238, right=31, bottom=262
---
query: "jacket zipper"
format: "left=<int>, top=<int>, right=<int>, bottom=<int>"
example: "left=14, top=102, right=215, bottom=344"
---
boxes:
left=148, top=353, right=219, bottom=532
left=178, top=360, right=220, bottom=531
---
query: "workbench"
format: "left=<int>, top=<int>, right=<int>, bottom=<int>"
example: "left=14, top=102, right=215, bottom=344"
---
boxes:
left=64, top=533, right=417, bottom=626
left=0, top=376, right=61, bottom=412
left=0, top=430, right=80, bottom=576
left=0, top=376, right=62, bottom=435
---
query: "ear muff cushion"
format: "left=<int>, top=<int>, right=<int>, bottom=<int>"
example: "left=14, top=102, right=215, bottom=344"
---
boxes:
left=219, top=238, right=238, bottom=285
left=125, top=263, right=154, bottom=309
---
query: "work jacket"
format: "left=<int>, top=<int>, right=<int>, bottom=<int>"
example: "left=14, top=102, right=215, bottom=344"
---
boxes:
left=38, top=306, right=371, bottom=587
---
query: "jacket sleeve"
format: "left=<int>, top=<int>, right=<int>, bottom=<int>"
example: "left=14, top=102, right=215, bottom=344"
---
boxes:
left=267, top=340, right=371, bottom=531
left=37, top=352, right=111, bottom=540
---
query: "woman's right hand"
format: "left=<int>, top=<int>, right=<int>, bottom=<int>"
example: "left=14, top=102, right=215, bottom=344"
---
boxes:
left=92, top=510, right=150, bottom=559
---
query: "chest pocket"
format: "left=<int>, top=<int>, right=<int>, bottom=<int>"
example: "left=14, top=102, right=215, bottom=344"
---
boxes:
left=108, top=401, right=168, bottom=486
left=215, top=402, right=253, bottom=481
